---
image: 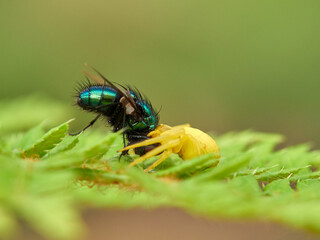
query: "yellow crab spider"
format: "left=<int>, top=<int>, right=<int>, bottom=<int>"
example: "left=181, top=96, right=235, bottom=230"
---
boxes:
left=118, top=124, right=220, bottom=172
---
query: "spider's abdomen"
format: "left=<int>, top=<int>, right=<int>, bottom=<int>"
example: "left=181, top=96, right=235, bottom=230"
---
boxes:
left=179, top=127, right=220, bottom=160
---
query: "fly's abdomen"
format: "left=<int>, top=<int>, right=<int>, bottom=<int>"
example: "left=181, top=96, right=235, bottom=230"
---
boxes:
left=77, top=86, right=118, bottom=110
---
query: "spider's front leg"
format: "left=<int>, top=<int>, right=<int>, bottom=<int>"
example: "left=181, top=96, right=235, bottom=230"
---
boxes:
left=122, top=138, right=180, bottom=169
left=144, top=149, right=172, bottom=172
left=130, top=137, right=179, bottom=162
left=120, top=127, right=184, bottom=153
left=118, top=133, right=183, bottom=171
left=118, top=125, right=188, bottom=171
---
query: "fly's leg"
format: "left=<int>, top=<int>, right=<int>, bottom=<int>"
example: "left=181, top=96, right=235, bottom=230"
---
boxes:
left=69, top=114, right=101, bottom=136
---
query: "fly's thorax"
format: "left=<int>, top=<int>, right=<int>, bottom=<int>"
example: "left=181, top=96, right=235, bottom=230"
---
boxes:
left=128, top=115, right=157, bottom=130
left=126, top=99, right=158, bottom=132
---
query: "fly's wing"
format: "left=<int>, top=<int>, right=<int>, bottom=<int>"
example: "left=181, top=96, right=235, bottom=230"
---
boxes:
left=82, top=63, right=143, bottom=118
left=82, top=69, right=105, bottom=85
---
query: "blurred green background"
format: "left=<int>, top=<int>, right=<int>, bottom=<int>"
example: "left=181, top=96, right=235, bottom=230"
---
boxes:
left=1, top=0, right=319, bottom=147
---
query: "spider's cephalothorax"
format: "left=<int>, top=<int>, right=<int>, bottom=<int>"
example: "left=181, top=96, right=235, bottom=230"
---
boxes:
left=72, top=65, right=159, bottom=155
